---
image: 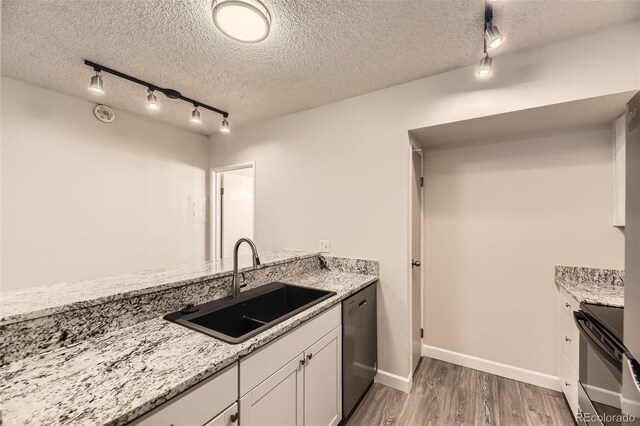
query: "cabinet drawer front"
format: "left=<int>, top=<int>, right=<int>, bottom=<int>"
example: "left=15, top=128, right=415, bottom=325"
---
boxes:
left=133, top=363, right=238, bottom=426
left=559, top=352, right=579, bottom=416
left=240, top=304, right=340, bottom=396
left=559, top=305, right=580, bottom=373
left=204, top=403, right=238, bottom=426
left=559, top=287, right=579, bottom=317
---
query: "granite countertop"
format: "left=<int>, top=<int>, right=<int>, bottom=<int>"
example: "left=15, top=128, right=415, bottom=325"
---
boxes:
left=555, top=265, right=624, bottom=307
left=0, top=269, right=378, bottom=426
left=0, top=249, right=319, bottom=325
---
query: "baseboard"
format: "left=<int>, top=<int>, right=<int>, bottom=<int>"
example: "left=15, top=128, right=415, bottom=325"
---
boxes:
left=422, top=344, right=561, bottom=391
left=375, top=369, right=412, bottom=393
left=584, top=384, right=622, bottom=409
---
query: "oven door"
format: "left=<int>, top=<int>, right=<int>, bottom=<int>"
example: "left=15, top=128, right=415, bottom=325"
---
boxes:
left=574, top=311, right=628, bottom=426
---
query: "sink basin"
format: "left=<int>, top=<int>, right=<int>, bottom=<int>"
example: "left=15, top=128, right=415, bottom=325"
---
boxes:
left=164, top=282, right=336, bottom=344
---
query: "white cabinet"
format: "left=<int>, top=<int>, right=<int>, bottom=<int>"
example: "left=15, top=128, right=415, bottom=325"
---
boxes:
left=239, top=305, right=342, bottom=426
left=559, top=304, right=580, bottom=371
left=557, top=289, right=580, bottom=416
left=304, top=326, right=342, bottom=426
left=205, top=403, right=239, bottom=426
left=559, top=349, right=580, bottom=416
left=240, top=326, right=342, bottom=426
left=132, top=363, right=238, bottom=426
left=240, top=354, right=305, bottom=426
left=613, top=113, right=626, bottom=227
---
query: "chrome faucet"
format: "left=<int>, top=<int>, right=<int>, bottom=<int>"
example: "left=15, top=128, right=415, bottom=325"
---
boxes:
left=231, top=238, right=261, bottom=298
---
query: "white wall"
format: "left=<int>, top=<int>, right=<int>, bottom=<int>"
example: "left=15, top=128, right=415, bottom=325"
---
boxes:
left=208, top=22, right=640, bottom=384
left=423, top=126, right=625, bottom=377
left=1, top=77, right=210, bottom=290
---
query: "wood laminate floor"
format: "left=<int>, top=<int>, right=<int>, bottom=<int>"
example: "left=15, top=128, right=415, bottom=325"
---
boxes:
left=345, top=357, right=575, bottom=426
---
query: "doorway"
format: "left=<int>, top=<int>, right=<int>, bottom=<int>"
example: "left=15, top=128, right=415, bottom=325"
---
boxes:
left=211, top=162, right=255, bottom=260
left=409, top=144, right=423, bottom=376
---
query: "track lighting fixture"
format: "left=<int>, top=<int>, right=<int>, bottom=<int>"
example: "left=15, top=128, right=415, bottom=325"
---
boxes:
left=485, top=25, right=504, bottom=50
left=477, top=1, right=503, bottom=78
left=220, top=117, right=231, bottom=134
left=191, top=106, right=202, bottom=124
left=89, top=71, right=104, bottom=94
left=147, top=89, right=159, bottom=111
left=84, top=60, right=229, bottom=129
left=477, top=54, right=493, bottom=77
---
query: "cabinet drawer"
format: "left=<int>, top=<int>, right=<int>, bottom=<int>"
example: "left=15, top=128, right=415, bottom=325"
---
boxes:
left=204, top=402, right=239, bottom=426
left=559, top=287, right=579, bottom=317
left=559, top=305, right=580, bottom=373
left=133, top=363, right=238, bottom=426
left=240, top=304, right=340, bottom=396
left=559, top=352, right=579, bottom=416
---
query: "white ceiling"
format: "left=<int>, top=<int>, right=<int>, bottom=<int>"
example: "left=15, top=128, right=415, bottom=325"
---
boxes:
left=2, top=1, right=639, bottom=135
left=411, top=91, right=636, bottom=150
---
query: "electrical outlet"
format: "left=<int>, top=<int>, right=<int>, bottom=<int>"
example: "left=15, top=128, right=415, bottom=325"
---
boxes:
left=319, top=240, right=330, bottom=252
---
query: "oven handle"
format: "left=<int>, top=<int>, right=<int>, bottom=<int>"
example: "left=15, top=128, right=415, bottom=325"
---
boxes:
left=625, top=354, right=640, bottom=393
left=574, top=311, right=622, bottom=371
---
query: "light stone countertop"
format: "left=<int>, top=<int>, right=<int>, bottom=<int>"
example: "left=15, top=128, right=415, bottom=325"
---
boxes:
left=555, top=265, right=624, bottom=307
left=0, top=268, right=378, bottom=426
left=0, top=249, right=319, bottom=325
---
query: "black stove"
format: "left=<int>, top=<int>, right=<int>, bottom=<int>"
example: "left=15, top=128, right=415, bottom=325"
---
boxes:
left=580, top=302, right=624, bottom=343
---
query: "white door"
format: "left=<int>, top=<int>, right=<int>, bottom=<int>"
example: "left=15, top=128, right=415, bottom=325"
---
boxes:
left=204, top=403, right=239, bottom=426
left=410, top=147, right=423, bottom=374
left=240, top=354, right=304, bottom=426
left=212, top=164, right=255, bottom=260
left=304, top=326, right=342, bottom=426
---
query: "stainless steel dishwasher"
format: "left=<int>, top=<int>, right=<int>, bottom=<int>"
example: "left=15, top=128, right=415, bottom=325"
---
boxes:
left=342, top=282, right=377, bottom=419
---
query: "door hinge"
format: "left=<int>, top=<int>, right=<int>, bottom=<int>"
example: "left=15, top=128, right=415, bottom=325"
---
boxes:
left=420, top=177, right=424, bottom=187
left=421, top=328, right=424, bottom=338
left=220, top=187, right=224, bottom=196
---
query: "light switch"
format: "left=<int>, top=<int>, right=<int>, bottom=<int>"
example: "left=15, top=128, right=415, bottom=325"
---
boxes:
left=188, top=196, right=207, bottom=223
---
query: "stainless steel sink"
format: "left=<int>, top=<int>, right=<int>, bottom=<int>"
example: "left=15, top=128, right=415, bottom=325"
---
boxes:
left=164, top=282, right=336, bottom=344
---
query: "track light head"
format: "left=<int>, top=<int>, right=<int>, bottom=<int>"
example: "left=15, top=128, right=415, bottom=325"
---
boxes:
left=89, top=72, right=104, bottom=94
left=147, top=89, right=159, bottom=111
left=485, top=25, right=504, bottom=49
left=191, top=107, right=202, bottom=124
left=477, top=54, right=493, bottom=77
left=220, top=117, right=231, bottom=134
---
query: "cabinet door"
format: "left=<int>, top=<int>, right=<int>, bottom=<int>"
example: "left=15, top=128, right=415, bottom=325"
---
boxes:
left=132, top=364, right=238, bottom=426
left=240, top=353, right=304, bottom=426
left=205, top=403, right=239, bottom=426
left=304, top=326, right=342, bottom=426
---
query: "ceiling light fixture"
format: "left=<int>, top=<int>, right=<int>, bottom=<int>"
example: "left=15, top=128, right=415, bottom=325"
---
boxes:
left=89, top=71, right=104, bottom=94
left=485, top=25, right=504, bottom=50
left=191, top=106, right=202, bottom=124
left=147, top=89, right=159, bottom=110
left=477, top=54, right=493, bottom=77
left=477, top=1, right=504, bottom=78
left=84, top=60, right=230, bottom=132
left=212, top=0, right=271, bottom=43
left=220, top=117, right=231, bottom=134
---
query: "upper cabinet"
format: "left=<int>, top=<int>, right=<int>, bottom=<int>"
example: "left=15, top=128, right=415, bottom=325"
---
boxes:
left=613, top=114, right=626, bottom=227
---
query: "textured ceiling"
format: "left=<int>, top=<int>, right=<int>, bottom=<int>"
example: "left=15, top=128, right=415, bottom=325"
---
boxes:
left=2, top=0, right=639, bottom=135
